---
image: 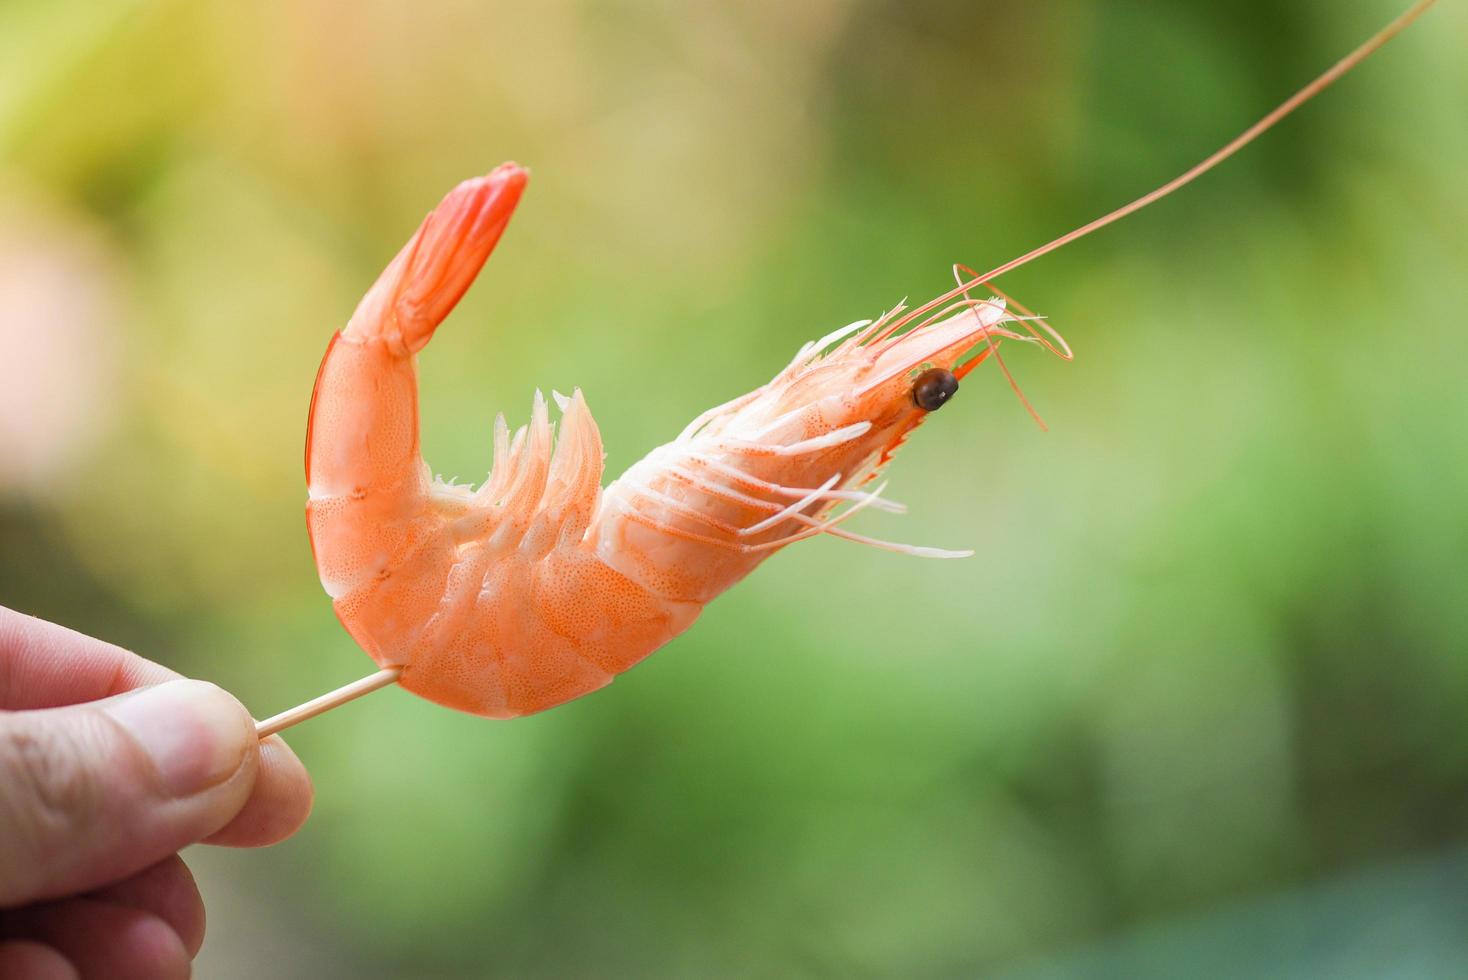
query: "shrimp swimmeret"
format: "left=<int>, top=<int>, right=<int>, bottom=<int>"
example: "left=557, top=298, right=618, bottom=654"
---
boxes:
left=259, top=0, right=1436, bottom=733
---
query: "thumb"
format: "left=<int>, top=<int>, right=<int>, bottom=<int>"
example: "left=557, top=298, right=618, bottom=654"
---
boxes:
left=0, top=680, right=259, bottom=907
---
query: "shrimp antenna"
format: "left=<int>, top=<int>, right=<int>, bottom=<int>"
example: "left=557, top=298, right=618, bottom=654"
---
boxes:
left=943, top=0, right=1437, bottom=308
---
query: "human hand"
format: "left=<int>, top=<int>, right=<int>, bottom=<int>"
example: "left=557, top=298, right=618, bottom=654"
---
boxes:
left=0, top=605, right=313, bottom=978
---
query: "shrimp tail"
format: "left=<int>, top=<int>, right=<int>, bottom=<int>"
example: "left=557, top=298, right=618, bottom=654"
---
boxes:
left=306, top=164, right=528, bottom=493
left=346, top=162, right=528, bottom=354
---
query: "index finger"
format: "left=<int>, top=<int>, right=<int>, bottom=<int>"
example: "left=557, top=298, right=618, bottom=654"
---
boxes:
left=0, top=606, right=179, bottom=710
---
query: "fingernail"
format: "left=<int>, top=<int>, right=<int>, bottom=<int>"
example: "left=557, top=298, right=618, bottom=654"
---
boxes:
left=103, top=680, right=251, bottom=796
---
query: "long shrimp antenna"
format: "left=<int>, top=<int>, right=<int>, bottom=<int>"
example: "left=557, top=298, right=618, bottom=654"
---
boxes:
left=926, top=0, right=1438, bottom=320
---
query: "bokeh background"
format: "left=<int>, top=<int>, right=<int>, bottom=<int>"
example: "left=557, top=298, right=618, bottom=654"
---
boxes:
left=2, top=0, right=1466, bottom=976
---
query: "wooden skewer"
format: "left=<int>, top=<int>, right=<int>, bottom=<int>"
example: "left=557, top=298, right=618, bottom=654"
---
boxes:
left=255, top=667, right=402, bottom=739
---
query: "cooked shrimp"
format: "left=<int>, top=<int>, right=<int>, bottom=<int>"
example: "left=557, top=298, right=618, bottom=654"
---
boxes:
left=304, top=163, right=1034, bottom=718
left=268, top=0, right=1434, bottom=731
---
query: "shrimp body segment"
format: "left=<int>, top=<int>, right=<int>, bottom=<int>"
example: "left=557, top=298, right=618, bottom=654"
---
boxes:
left=307, top=165, right=1029, bottom=718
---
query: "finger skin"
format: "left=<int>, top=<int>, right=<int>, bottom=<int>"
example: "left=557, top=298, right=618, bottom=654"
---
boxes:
left=0, top=604, right=315, bottom=852
left=0, top=940, right=78, bottom=980
left=88, top=856, right=205, bottom=958
left=205, top=735, right=314, bottom=847
left=0, top=604, right=315, bottom=912
left=0, top=607, right=177, bottom=710
left=0, top=899, right=189, bottom=980
left=0, top=692, right=258, bottom=906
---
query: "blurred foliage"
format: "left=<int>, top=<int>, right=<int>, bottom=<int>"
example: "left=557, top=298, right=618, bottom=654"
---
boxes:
left=1, top=0, right=1466, bottom=976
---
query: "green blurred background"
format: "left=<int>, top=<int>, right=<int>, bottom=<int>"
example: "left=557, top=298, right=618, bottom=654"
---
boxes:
left=2, top=0, right=1466, bottom=976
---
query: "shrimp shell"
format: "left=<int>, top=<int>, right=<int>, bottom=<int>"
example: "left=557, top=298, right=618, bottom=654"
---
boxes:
left=305, top=165, right=1013, bottom=717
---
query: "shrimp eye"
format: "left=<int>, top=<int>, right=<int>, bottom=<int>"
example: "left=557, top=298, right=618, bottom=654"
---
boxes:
left=912, top=367, right=959, bottom=411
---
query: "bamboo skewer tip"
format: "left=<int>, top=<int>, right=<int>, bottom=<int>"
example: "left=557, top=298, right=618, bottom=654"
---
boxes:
left=255, top=666, right=403, bottom=739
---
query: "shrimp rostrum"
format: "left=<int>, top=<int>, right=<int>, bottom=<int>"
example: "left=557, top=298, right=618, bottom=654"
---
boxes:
left=304, top=0, right=1435, bottom=721
left=306, top=164, right=1048, bottom=718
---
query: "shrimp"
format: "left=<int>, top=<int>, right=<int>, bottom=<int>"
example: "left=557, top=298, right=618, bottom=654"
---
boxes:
left=278, top=0, right=1435, bottom=729
left=304, top=162, right=1050, bottom=718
